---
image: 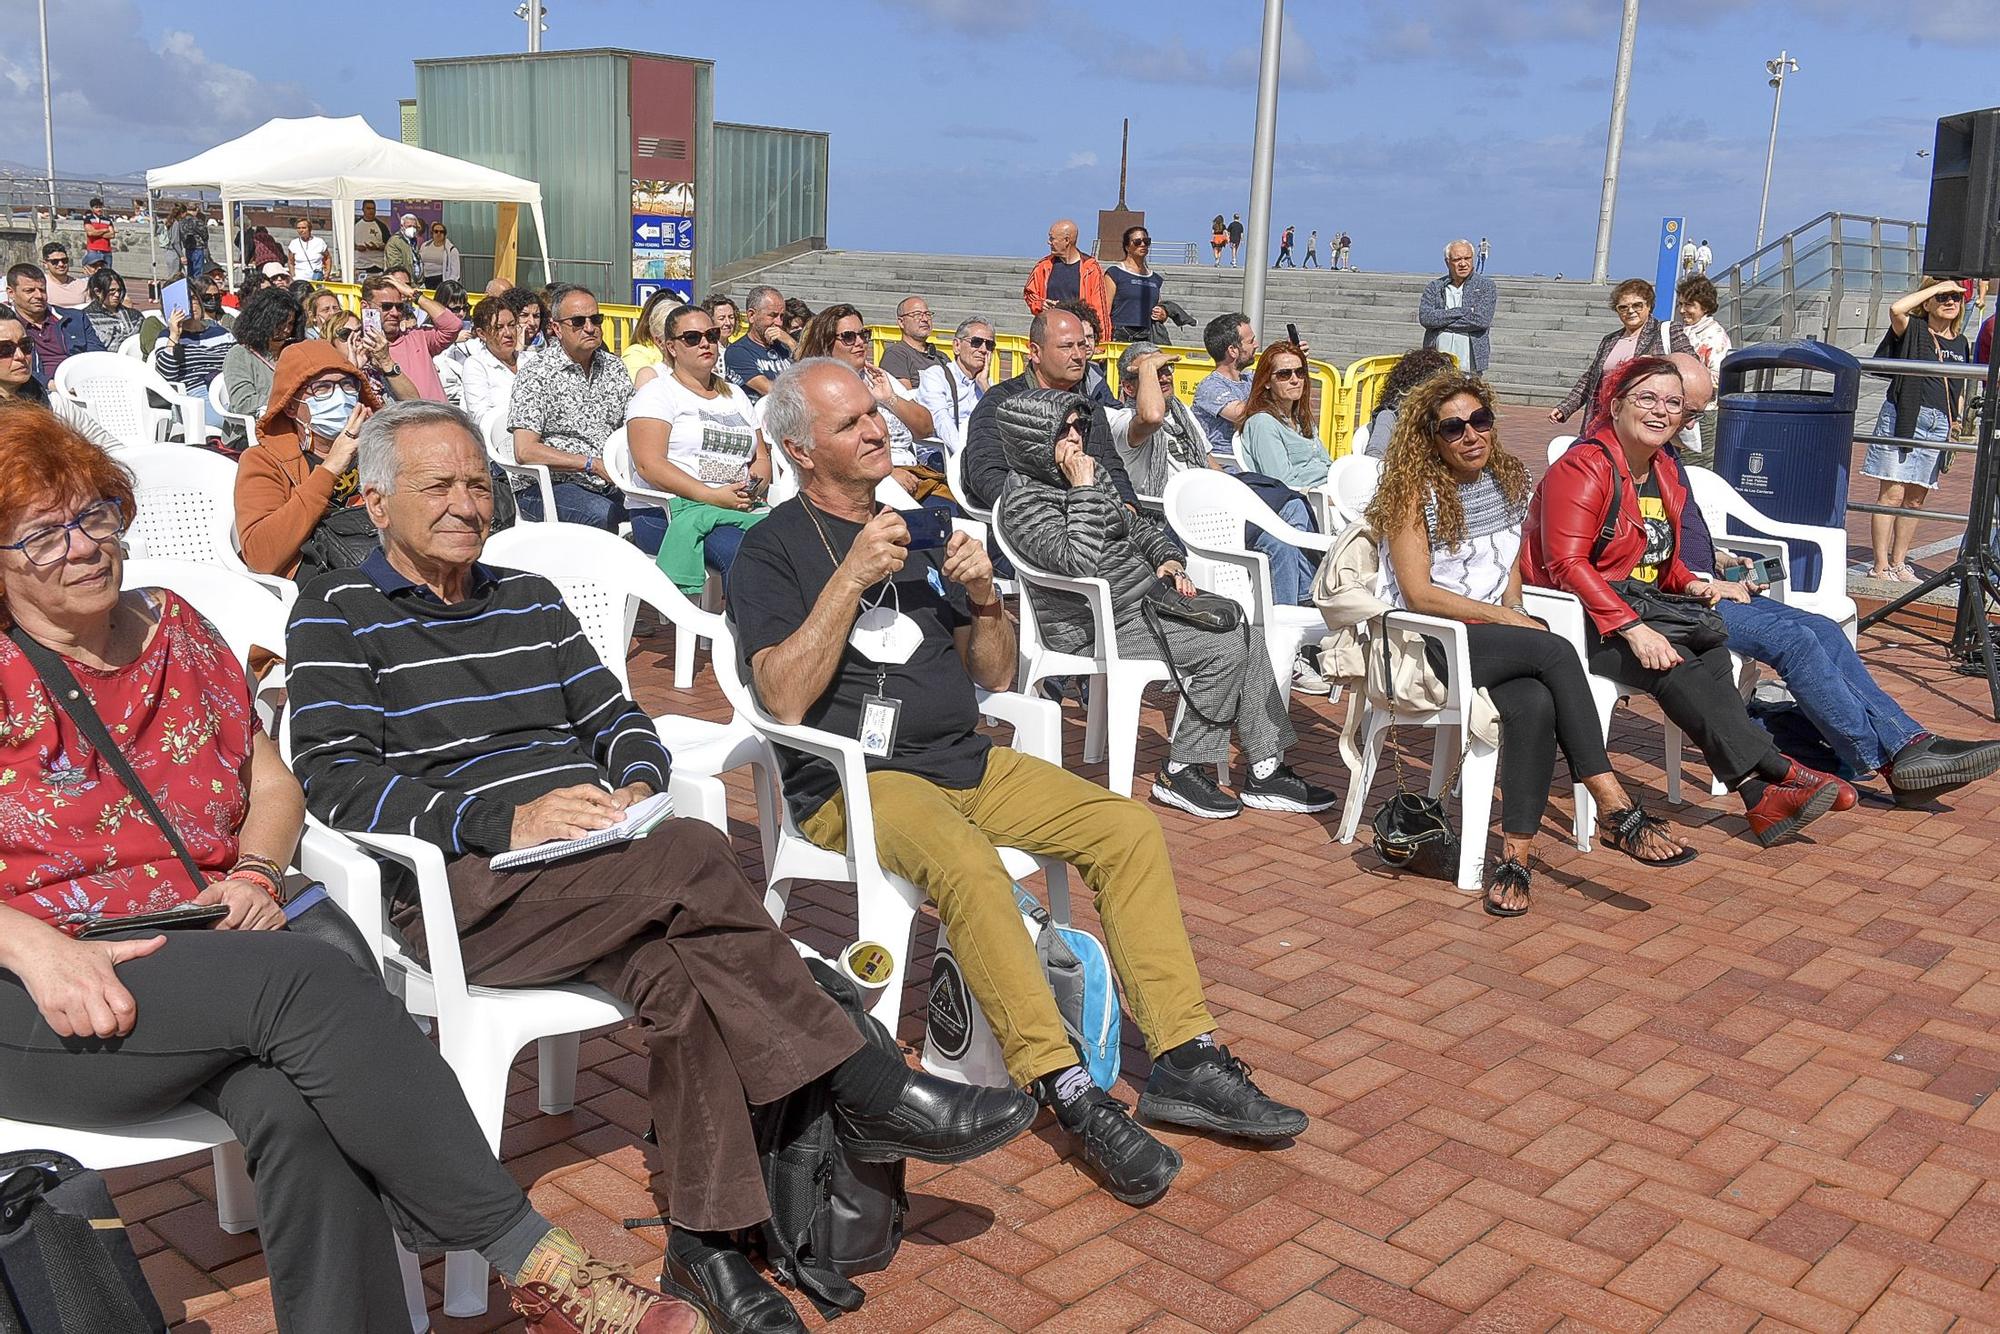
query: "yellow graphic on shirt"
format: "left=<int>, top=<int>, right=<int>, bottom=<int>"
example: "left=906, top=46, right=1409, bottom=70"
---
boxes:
left=1629, top=490, right=1675, bottom=585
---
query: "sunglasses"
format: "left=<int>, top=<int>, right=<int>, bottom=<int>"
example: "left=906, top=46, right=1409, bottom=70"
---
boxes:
left=374, top=301, right=411, bottom=315
left=558, top=312, right=605, bottom=329
left=1934, top=293, right=1964, bottom=303
left=1058, top=415, right=1089, bottom=437
left=673, top=328, right=724, bottom=347
left=1271, top=366, right=1306, bottom=382
left=1129, top=237, right=1152, bottom=247
left=336, top=326, right=360, bottom=341
left=962, top=336, right=994, bottom=350
left=0, top=339, right=28, bottom=359
left=45, top=256, right=68, bottom=266
left=1614, top=302, right=1648, bottom=314
left=1433, top=407, right=1496, bottom=442
left=833, top=329, right=870, bottom=346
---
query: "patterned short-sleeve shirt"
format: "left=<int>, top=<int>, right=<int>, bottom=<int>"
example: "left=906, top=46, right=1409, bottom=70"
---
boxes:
left=506, top=345, right=633, bottom=469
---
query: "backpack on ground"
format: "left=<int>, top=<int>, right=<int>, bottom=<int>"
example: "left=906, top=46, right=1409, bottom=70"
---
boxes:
left=0, top=1150, right=165, bottom=1334
left=752, top=959, right=908, bottom=1319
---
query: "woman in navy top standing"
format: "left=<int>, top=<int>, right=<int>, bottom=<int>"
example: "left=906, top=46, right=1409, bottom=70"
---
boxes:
left=1103, top=225, right=1167, bottom=342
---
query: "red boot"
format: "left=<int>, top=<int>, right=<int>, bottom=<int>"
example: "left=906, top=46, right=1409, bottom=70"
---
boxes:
left=1743, top=764, right=1842, bottom=847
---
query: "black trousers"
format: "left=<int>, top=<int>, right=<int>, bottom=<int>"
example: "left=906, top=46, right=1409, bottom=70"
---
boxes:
left=1432, top=623, right=1614, bottom=835
left=0, top=931, right=533, bottom=1334
left=1587, top=633, right=1778, bottom=788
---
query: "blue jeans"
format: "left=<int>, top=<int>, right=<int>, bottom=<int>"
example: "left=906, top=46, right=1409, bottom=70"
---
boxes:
left=1720, top=596, right=1922, bottom=773
left=515, top=481, right=627, bottom=532
left=1252, top=497, right=1316, bottom=607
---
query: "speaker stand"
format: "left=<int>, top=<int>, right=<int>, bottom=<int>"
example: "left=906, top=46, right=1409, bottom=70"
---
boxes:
left=1858, top=316, right=2000, bottom=719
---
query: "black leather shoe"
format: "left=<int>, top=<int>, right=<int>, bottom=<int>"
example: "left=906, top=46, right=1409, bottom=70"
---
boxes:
left=1138, top=1045, right=1308, bottom=1140
left=1885, top=735, right=2000, bottom=807
left=663, top=1231, right=804, bottom=1334
left=835, top=1069, right=1036, bottom=1165
left=1040, top=1078, right=1182, bottom=1206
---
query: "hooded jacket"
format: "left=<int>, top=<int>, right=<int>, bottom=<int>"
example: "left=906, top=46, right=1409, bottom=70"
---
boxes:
left=992, top=389, right=1183, bottom=655
left=234, top=341, right=382, bottom=577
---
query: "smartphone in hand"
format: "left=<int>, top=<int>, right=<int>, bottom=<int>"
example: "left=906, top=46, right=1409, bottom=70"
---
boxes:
left=902, top=508, right=952, bottom=551
left=1286, top=322, right=1302, bottom=349
left=361, top=307, right=383, bottom=339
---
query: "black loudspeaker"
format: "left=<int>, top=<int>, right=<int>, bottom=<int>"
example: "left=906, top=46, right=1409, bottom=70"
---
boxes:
left=1923, top=107, right=2000, bottom=279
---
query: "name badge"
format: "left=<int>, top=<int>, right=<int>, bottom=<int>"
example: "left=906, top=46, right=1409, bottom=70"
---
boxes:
left=860, top=693, right=901, bottom=759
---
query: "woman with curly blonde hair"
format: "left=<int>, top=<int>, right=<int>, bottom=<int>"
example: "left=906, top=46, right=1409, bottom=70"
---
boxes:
left=1366, top=371, right=1692, bottom=915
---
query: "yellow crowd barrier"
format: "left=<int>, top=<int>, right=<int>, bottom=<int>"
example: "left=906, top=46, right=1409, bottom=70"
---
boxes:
left=324, top=281, right=1386, bottom=455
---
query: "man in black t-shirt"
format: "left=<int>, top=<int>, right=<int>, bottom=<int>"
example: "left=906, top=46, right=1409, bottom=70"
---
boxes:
left=880, top=294, right=946, bottom=388
left=729, top=358, right=1308, bottom=1209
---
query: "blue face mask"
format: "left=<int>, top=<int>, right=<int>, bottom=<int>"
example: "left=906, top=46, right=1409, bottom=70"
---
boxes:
left=303, top=383, right=358, bottom=438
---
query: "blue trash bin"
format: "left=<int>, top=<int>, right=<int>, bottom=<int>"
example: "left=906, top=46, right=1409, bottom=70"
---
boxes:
left=1712, top=340, right=1862, bottom=591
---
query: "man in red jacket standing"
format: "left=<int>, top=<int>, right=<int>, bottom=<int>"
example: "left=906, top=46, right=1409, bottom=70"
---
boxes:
left=1022, top=219, right=1109, bottom=341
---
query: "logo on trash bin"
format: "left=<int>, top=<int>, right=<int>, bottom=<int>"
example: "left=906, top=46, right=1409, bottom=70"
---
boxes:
left=1747, top=453, right=1765, bottom=476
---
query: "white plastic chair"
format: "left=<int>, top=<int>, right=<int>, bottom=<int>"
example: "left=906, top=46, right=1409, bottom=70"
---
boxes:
left=117, top=444, right=293, bottom=598
left=1163, top=469, right=1329, bottom=696
left=115, top=334, right=143, bottom=359
left=598, top=428, right=724, bottom=688
left=1683, top=464, right=1857, bottom=642
left=477, top=402, right=558, bottom=521
left=52, top=351, right=203, bottom=444
left=1323, top=454, right=1382, bottom=531
left=208, top=372, right=259, bottom=449
left=1546, top=434, right=1578, bottom=466
left=1335, top=586, right=1598, bottom=891
left=711, top=618, right=1072, bottom=1031
left=945, top=440, right=992, bottom=525
left=987, top=521, right=1181, bottom=798
left=481, top=522, right=776, bottom=858
left=1350, top=421, right=1370, bottom=457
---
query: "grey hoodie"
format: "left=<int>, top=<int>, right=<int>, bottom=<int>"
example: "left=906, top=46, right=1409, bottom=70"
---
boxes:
left=993, top=388, right=1184, bottom=655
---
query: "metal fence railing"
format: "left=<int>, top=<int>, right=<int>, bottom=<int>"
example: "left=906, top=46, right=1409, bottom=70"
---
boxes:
left=1715, top=212, right=1928, bottom=353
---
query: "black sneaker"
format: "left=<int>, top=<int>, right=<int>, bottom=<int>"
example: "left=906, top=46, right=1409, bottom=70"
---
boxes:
left=1239, top=763, right=1338, bottom=813
left=1037, top=1076, right=1182, bottom=1206
left=1884, top=735, right=2000, bottom=807
left=1151, top=765, right=1240, bottom=819
left=1138, top=1045, right=1308, bottom=1140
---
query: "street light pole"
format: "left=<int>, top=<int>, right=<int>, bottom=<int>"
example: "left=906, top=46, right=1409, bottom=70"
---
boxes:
left=1241, top=0, right=1284, bottom=333
left=1590, top=0, right=1640, bottom=284
left=37, top=0, right=56, bottom=226
left=516, top=1, right=544, bottom=52
left=1755, top=51, right=1799, bottom=259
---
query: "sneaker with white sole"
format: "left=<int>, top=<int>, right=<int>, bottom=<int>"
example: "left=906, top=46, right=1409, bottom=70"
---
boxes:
left=1291, top=654, right=1330, bottom=695
left=1150, top=765, right=1241, bottom=819
left=1239, top=762, right=1338, bottom=813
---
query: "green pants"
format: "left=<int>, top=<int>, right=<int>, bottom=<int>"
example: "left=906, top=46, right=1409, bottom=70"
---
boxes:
left=654, top=495, right=764, bottom=596
left=800, top=748, right=1216, bottom=1087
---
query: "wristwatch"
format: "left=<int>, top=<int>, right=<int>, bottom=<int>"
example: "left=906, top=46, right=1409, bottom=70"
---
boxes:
left=969, top=596, right=1005, bottom=619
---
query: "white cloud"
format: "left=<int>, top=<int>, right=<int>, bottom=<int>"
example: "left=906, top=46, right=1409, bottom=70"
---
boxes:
left=1064, top=151, right=1098, bottom=170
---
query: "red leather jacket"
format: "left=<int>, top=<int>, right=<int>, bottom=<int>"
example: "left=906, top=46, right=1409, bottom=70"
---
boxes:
left=1522, top=426, right=1698, bottom=636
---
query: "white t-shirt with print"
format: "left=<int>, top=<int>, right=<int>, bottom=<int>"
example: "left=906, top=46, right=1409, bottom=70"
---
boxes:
left=625, top=375, right=760, bottom=507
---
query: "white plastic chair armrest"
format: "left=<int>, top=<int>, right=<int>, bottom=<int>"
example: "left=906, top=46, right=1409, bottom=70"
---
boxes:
left=1522, top=585, right=1589, bottom=652
left=740, top=714, right=892, bottom=885
left=499, top=462, right=559, bottom=522
left=296, top=819, right=388, bottom=968
left=1382, top=609, right=1474, bottom=711
left=167, top=392, right=206, bottom=442
left=338, top=829, right=468, bottom=994
left=667, top=770, right=726, bottom=836
left=1710, top=535, right=1792, bottom=601
left=973, top=688, right=1062, bottom=763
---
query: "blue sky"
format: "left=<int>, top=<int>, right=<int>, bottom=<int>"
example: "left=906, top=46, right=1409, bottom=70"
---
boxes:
left=4, top=0, right=1990, bottom=278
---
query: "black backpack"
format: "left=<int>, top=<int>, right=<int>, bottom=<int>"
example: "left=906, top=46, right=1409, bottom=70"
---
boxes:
left=752, top=960, right=908, bottom=1319
left=0, top=1151, right=165, bottom=1333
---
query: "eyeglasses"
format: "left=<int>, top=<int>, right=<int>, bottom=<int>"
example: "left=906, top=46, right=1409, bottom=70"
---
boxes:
left=1432, top=407, right=1496, bottom=442
left=833, top=329, right=870, bottom=346
left=1057, top=415, right=1089, bottom=438
left=1, top=498, right=126, bottom=567
left=1614, top=302, right=1649, bottom=315
left=558, top=312, right=605, bottom=329
left=1271, top=366, right=1306, bottom=382
left=44, top=255, right=68, bottom=266
left=0, top=339, right=28, bottom=359
left=373, top=301, right=411, bottom=315
left=1934, top=293, right=1964, bottom=303
left=336, top=326, right=360, bottom=341
left=962, top=336, right=994, bottom=350
left=673, top=328, right=725, bottom=347
left=1129, top=237, right=1152, bottom=247
left=898, top=309, right=932, bottom=321
left=447, top=303, right=471, bottom=316
left=1625, top=390, right=1686, bottom=413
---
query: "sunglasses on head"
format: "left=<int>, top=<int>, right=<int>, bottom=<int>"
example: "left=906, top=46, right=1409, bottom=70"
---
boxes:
left=1433, top=407, right=1495, bottom=442
left=673, top=328, right=724, bottom=347
left=559, top=312, right=605, bottom=329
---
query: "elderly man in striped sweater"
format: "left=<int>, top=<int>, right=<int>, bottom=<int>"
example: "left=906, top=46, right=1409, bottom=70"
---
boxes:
left=286, top=400, right=1034, bottom=1334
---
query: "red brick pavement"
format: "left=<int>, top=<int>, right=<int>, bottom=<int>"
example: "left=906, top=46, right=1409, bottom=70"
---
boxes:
left=126, top=408, right=2000, bottom=1330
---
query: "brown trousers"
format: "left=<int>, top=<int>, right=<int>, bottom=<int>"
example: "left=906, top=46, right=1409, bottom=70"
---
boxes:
left=397, top=818, right=863, bottom=1232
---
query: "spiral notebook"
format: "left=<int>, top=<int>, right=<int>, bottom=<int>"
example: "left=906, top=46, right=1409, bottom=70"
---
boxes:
left=489, top=791, right=676, bottom=870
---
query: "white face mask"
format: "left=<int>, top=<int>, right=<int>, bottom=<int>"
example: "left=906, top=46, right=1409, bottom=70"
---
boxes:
left=848, top=604, right=922, bottom=665
left=402, top=225, right=419, bottom=240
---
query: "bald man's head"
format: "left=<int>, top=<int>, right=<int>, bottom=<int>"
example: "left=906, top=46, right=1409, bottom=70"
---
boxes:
left=1667, top=352, right=1714, bottom=415
left=1046, top=219, right=1080, bottom=259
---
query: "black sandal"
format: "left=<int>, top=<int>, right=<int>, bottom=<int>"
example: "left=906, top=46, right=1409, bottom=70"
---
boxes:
left=1485, top=858, right=1531, bottom=917
left=1598, top=803, right=1698, bottom=866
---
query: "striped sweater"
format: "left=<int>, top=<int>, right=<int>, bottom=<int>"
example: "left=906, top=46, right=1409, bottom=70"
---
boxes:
left=285, top=549, right=671, bottom=857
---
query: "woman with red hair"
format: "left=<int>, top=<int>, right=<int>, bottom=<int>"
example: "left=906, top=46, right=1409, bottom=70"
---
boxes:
left=1523, top=356, right=1847, bottom=848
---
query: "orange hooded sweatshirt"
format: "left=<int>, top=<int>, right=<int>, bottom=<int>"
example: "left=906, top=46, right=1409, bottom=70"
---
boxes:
left=234, top=342, right=381, bottom=577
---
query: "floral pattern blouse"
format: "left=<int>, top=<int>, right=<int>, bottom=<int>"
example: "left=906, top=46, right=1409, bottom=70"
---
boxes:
left=0, top=592, right=256, bottom=932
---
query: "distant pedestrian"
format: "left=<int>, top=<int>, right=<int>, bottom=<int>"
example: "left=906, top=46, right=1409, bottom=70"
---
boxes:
left=1476, top=237, right=1490, bottom=273
left=1303, top=230, right=1319, bottom=268
left=1210, top=213, right=1227, bottom=266
left=1227, top=213, right=1244, bottom=266
left=1274, top=225, right=1295, bottom=268
left=1680, top=238, right=1698, bottom=276
left=1024, top=218, right=1110, bottom=342
left=1695, top=239, right=1713, bottom=275
left=1334, top=232, right=1352, bottom=270
left=1417, top=239, right=1497, bottom=374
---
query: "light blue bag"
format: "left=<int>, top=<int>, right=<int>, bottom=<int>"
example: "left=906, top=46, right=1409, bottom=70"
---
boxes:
left=1012, top=884, right=1122, bottom=1091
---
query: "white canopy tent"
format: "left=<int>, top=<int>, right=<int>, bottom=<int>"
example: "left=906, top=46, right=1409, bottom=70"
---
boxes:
left=146, top=115, right=551, bottom=288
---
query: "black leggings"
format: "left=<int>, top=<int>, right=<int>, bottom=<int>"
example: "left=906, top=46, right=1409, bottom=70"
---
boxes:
left=1432, top=623, right=1614, bottom=835
left=0, top=930, right=540, bottom=1334
left=1587, top=634, right=1781, bottom=789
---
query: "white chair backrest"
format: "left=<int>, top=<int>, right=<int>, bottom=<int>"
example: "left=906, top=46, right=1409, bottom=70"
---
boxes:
left=116, top=335, right=142, bottom=359
left=52, top=352, right=171, bottom=443
left=479, top=403, right=515, bottom=464
left=1546, top=434, right=1577, bottom=466
left=208, top=372, right=232, bottom=414
left=1163, top=470, right=1256, bottom=610
left=1231, top=430, right=1250, bottom=474
left=1350, top=421, right=1370, bottom=457
left=768, top=435, right=799, bottom=507
left=119, top=444, right=245, bottom=570
left=599, top=427, right=667, bottom=511
left=1325, top=454, right=1382, bottom=528
left=120, top=558, right=289, bottom=673
left=945, top=443, right=988, bottom=522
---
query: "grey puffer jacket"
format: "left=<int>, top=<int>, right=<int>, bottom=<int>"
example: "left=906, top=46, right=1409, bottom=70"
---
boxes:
left=994, top=388, right=1183, bottom=655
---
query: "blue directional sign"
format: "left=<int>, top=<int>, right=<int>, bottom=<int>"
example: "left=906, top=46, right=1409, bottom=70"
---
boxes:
left=632, top=214, right=694, bottom=250
left=1655, top=217, right=1685, bottom=322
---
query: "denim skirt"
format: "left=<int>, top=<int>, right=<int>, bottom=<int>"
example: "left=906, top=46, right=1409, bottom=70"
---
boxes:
left=1861, top=400, right=1949, bottom=487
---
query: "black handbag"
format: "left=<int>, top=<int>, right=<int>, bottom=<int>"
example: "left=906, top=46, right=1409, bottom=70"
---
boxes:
left=1137, top=575, right=1245, bottom=728
left=1366, top=619, right=1465, bottom=881
left=1584, top=440, right=1728, bottom=655
left=6, top=626, right=381, bottom=979
left=0, top=1150, right=165, bottom=1333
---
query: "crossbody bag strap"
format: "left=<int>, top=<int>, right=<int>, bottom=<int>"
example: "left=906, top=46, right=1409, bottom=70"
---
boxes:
left=6, top=624, right=209, bottom=889
left=1587, top=438, right=1623, bottom=564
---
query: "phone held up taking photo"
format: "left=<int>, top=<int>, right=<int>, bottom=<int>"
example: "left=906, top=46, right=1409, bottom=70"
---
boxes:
left=901, top=508, right=952, bottom=552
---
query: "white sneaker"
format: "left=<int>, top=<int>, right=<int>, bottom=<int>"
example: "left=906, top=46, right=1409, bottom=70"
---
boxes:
left=1291, top=655, right=1330, bottom=696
